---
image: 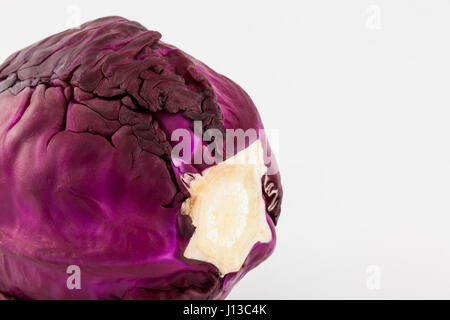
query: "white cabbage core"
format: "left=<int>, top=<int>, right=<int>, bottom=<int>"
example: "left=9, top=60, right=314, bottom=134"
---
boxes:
left=182, top=140, right=272, bottom=275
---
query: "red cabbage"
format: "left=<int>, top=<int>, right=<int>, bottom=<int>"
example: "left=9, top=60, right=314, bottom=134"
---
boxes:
left=0, top=16, right=282, bottom=300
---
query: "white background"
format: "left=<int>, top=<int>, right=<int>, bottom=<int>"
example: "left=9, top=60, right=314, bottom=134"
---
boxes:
left=1, top=0, right=450, bottom=299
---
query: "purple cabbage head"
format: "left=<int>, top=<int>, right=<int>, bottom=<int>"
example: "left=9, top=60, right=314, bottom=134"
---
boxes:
left=0, top=16, right=282, bottom=300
